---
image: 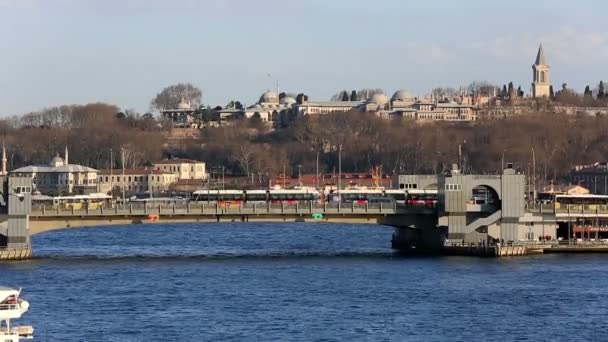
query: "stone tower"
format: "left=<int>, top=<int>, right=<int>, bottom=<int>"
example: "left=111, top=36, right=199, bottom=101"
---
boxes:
left=532, top=43, right=550, bottom=98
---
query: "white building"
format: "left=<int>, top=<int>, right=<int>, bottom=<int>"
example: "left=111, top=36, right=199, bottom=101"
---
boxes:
left=153, top=159, right=207, bottom=181
left=11, top=148, right=99, bottom=195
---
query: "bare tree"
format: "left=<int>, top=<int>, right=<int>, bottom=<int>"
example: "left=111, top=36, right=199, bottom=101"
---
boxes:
left=151, top=83, right=202, bottom=112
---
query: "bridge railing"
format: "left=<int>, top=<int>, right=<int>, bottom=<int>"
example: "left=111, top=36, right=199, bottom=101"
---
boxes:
left=30, top=201, right=413, bottom=217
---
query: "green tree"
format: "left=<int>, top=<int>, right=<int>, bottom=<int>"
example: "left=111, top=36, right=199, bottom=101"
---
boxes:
left=341, top=91, right=349, bottom=101
left=350, top=90, right=358, bottom=101
left=584, top=85, right=592, bottom=97
left=598, top=81, right=605, bottom=100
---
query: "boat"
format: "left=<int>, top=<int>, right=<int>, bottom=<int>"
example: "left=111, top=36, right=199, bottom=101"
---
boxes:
left=0, top=287, right=34, bottom=341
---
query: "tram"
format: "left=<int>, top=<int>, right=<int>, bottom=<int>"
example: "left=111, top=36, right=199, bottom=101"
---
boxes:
left=31, top=193, right=112, bottom=210
left=405, top=189, right=438, bottom=207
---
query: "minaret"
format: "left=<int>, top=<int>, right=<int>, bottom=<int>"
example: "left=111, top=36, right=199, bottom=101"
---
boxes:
left=64, top=145, right=69, bottom=165
left=532, top=43, right=551, bottom=98
left=1, top=143, right=7, bottom=176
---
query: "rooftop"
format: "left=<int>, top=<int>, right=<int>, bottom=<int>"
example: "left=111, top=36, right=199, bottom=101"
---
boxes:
left=154, top=159, right=203, bottom=165
left=98, top=168, right=173, bottom=175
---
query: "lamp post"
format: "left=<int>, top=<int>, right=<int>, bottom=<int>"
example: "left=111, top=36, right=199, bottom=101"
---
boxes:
left=501, top=149, right=507, bottom=172
left=109, top=148, right=113, bottom=196
left=532, top=147, right=536, bottom=203
left=316, top=150, right=319, bottom=190
left=338, top=145, right=342, bottom=197
left=297, top=164, right=302, bottom=186
left=121, top=147, right=126, bottom=208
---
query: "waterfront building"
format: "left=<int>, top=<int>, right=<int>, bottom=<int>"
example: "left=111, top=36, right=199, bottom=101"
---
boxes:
left=97, top=168, right=178, bottom=195
left=570, top=162, right=608, bottom=195
left=532, top=43, right=551, bottom=98
left=153, top=159, right=207, bottom=181
left=11, top=148, right=99, bottom=195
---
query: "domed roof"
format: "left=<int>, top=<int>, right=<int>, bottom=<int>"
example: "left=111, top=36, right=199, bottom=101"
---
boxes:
left=259, top=91, right=279, bottom=104
left=177, top=98, right=191, bottom=110
left=369, top=93, right=389, bottom=105
left=392, top=89, right=414, bottom=101
left=280, top=97, right=296, bottom=105
left=49, top=156, right=65, bottom=167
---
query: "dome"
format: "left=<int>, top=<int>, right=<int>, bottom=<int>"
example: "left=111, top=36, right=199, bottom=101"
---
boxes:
left=369, top=93, right=389, bottom=106
left=280, top=97, right=296, bottom=105
left=49, top=156, right=65, bottom=168
left=392, top=89, right=414, bottom=101
left=259, top=91, right=279, bottom=104
left=177, top=98, right=192, bottom=110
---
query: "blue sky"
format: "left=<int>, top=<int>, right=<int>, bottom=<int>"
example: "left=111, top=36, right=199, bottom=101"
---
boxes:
left=1, top=0, right=607, bottom=115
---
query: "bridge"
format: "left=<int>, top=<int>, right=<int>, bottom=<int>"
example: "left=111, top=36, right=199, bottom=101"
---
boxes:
left=2, top=165, right=602, bottom=260
left=26, top=202, right=435, bottom=235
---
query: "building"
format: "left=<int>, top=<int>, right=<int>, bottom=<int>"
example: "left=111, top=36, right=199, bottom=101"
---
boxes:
left=244, top=91, right=297, bottom=124
left=11, top=148, right=99, bottom=195
left=532, top=43, right=551, bottom=98
left=97, top=168, right=178, bottom=195
left=570, top=162, right=608, bottom=195
left=153, top=159, right=207, bottom=181
left=161, top=98, right=200, bottom=128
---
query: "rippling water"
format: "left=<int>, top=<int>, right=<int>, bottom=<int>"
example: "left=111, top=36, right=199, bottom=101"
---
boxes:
left=2, top=223, right=608, bottom=341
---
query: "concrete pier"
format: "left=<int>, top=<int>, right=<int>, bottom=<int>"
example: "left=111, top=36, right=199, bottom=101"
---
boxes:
left=0, top=246, right=32, bottom=260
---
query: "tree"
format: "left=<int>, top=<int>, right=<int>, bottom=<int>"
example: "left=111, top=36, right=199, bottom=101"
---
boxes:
left=341, top=91, right=349, bottom=101
left=517, top=86, right=523, bottom=98
left=584, top=85, right=592, bottom=98
left=296, top=93, right=309, bottom=104
left=150, top=83, right=202, bottom=111
left=598, top=81, right=605, bottom=100
left=549, top=85, right=555, bottom=99
left=501, top=85, right=507, bottom=99
left=350, top=90, right=358, bottom=101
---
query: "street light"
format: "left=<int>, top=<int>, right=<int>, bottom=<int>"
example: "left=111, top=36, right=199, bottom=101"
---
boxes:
left=532, top=147, right=536, bottom=202
left=338, top=145, right=342, bottom=196
left=121, top=147, right=126, bottom=208
left=501, top=149, right=507, bottom=172
left=297, top=164, right=302, bottom=186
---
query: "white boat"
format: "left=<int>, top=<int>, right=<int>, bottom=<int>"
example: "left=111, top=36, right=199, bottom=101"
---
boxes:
left=0, top=287, right=34, bottom=341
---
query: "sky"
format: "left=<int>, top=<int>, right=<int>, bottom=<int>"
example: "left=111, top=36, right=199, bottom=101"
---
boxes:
left=1, top=0, right=608, bottom=116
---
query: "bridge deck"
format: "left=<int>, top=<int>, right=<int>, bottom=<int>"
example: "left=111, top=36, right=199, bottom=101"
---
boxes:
left=30, top=202, right=438, bottom=218
left=26, top=203, right=438, bottom=234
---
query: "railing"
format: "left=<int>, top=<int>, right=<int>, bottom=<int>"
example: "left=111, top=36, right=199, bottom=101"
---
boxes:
left=29, top=201, right=433, bottom=217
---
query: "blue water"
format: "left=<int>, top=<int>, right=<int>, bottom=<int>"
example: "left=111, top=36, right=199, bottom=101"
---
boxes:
left=2, top=223, right=608, bottom=341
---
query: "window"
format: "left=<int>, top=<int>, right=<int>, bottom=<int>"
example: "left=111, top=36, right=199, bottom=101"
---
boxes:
left=105, top=176, right=109, bottom=182
left=445, top=184, right=462, bottom=191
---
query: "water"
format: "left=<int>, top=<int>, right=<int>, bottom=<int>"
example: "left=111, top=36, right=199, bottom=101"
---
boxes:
left=2, top=223, right=608, bottom=341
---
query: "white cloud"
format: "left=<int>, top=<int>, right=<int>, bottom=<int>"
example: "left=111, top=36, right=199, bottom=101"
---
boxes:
left=470, top=26, right=608, bottom=65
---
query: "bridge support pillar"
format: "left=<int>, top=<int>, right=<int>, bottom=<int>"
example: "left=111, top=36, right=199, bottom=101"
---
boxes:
left=0, top=175, right=33, bottom=260
left=382, top=214, right=442, bottom=253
